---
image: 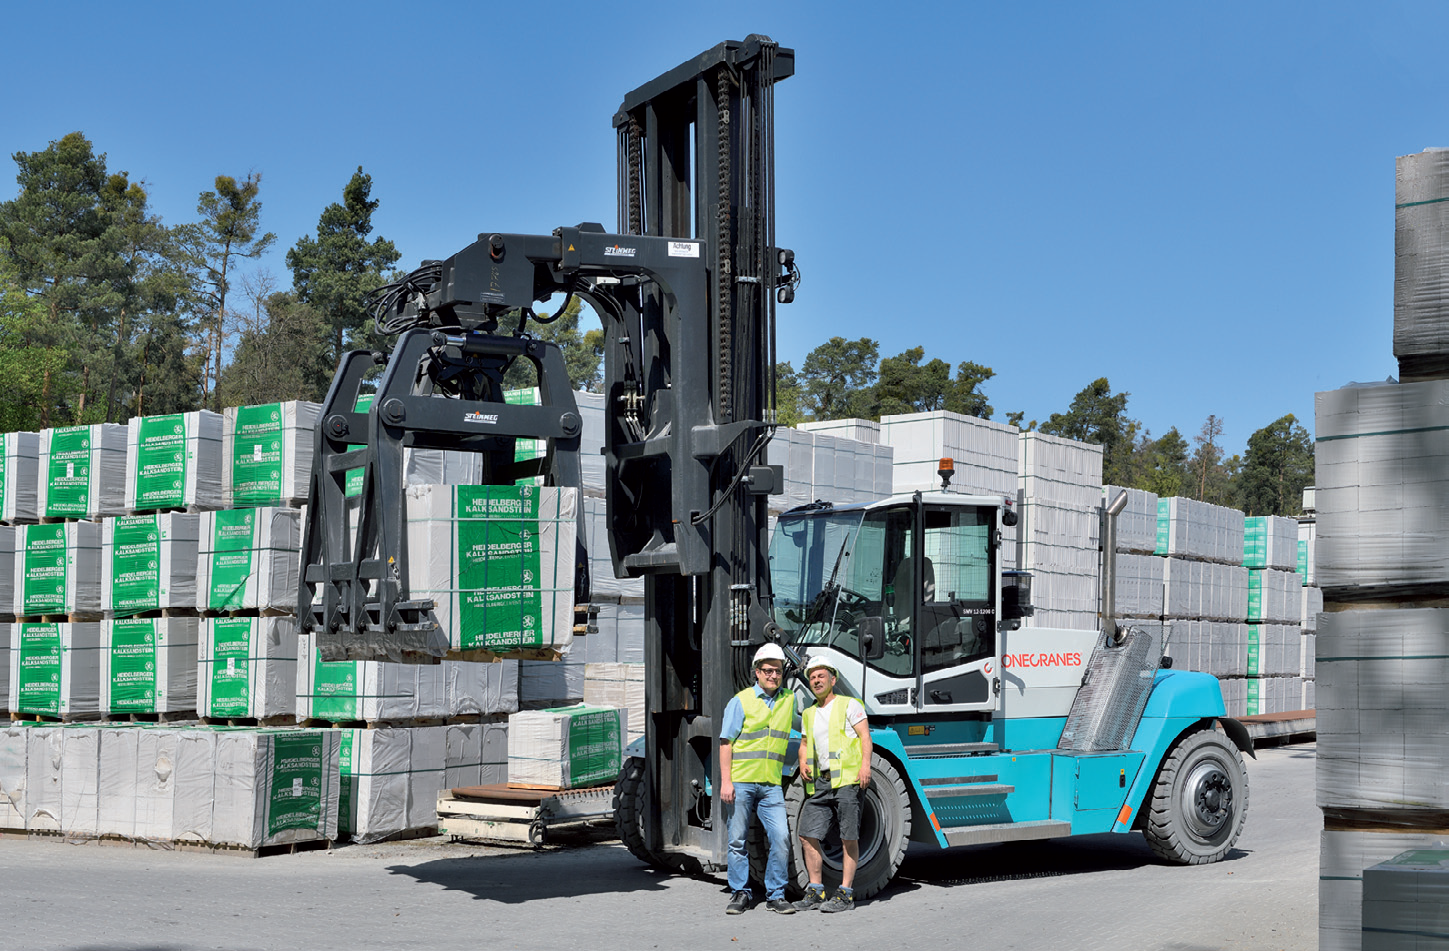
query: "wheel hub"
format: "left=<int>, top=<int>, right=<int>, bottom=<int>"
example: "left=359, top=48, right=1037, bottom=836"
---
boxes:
left=1185, top=762, right=1232, bottom=836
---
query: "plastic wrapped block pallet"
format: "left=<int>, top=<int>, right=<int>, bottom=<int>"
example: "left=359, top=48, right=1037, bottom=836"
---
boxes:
left=0, top=723, right=28, bottom=829
left=1321, top=829, right=1449, bottom=951
left=799, top=417, right=881, bottom=444
left=507, top=704, right=625, bottom=789
left=445, top=660, right=519, bottom=717
left=1243, top=516, right=1299, bottom=570
left=1108, top=553, right=1163, bottom=618
left=1246, top=624, right=1299, bottom=678
left=22, top=725, right=63, bottom=830
left=808, top=433, right=892, bottom=507
left=101, top=513, right=199, bottom=616
left=1018, top=431, right=1103, bottom=508
left=1103, top=485, right=1158, bottom=554
left=1246, top=675, right=1303, bottom=715
left=1361, top=849, right=1449, bottom=949
left=210, top=728, right=340, bottom=848
left=519, top=657, right=587, bottom=708
left=59, top=723, right=101, bottom=835
left=100, top=618, right=198, bottom=715
left=0, top=526, right=13, bottom=617
left=1, top=431, right=39, bottom=523
left=96, top=725, right=140, bottom=837
left=1167, top=621, right=1248, bottom=678
left=1317, top=608, right=1449, bottom=812
left=338, top=726, right=444, bottom=843
left=1020, top=568, right=1098, bottom=627
left=1247, top=568, right=1304, bottom=623
left=0, top=623, right=8, bottom=710
left=880, top=410, right=1019, bottom=498
left=1018, top=499, right=1100, bottom=568
left=14, top=521, right=101, bottom=618
left=585, top=599, right=645, bottom=665
left=1298, top=519, right=1316, bottom=585
left=1315, top=380, right=1449, bottom=589
left=37, top=423, right=127, bottom=519
left=583, top=663, right=645, bottom=743
left=222, top=401, right=321, bottom=508
left=9, top=622, right=101, bottom=718
left=1394, top=148, right=1449, bottom=367
left=197, top=617, right=297, bottom=720
left=1162, top=560, right=1249, bottom=621
left=575, top=389, right=606, bottom=491
left=296, top=632, right=444, bottom=721
left=1303, top=679, right=1316, bottom=710
left=765, top=427, right=816, bottom=512
left=124, top=410, right=223, bottom=512
left=444, top=720, right=509, bottom=787
left=196, top=508, right=301, bottom=613
left=1302, top=585, right=1324, bottom=632
left=1301, top=632, right=1317, bottom=681
left=405, top=484, right=577, bottom=654
left=1154, top=497, right=1245, bottom=565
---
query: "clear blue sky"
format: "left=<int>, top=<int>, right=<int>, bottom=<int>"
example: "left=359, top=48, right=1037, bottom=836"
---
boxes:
left=4, top=2, right=1438, bottom=457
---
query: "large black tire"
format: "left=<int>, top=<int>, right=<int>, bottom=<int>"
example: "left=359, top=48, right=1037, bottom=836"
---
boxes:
left=749, top=757, right=912, bottom=900
left=1143, top=727, right=1249, bottom=865
left=612, top=758, right=706, bottom=875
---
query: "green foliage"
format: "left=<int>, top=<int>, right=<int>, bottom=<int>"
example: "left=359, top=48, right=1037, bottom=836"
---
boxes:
left=1142, top=427, right=1190, bottom=498
left=180, top=172, right=277, bottom=411
left=775, top=361, right=806, bottom=427
left=1237, top=414, right=1313, bottom=516
left=0, top=244, right=73, bottom=430
left=286, top=167, right=399, bottom=368
left=800, top=336, right=879, bottom=420
left=1189, top=414, right=1235, bottom=504
left=1038, top=378, right=1138, bottom=485
left=219, top=291, right=333, bottom=406
left=946, top=361, right=994, bottom=419
left=499, top=296, right=603, bottom=392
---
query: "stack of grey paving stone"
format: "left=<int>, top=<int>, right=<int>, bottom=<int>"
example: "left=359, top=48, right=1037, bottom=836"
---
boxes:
left=1315, top=147, right=1449, bottom=951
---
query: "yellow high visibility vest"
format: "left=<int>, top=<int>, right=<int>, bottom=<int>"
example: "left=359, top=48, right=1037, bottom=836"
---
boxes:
left=730, top=687, right=794, bottom=785
left=802, top=696, right=863, bottom=795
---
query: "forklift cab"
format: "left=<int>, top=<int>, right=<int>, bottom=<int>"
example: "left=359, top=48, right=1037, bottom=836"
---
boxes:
left=769, top=492, right=1030, bottom=717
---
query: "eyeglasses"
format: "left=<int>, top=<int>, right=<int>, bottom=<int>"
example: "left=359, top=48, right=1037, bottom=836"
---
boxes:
left=756, top=667, right=783, bottom=676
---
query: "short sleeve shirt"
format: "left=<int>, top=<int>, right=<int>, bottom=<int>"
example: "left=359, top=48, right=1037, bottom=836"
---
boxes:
left=810, top=696, right=866, bottom=773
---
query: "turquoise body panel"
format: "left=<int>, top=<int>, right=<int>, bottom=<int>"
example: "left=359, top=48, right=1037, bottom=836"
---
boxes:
left=879, top=668, right=1229, bottom=848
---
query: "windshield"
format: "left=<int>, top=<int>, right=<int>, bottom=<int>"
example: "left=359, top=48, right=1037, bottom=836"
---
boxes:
left=769, top=509, right=868, bottom=644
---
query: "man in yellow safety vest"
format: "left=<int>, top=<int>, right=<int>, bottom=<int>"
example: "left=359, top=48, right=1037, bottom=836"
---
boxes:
left=719, top=642, right=798, bottom=914
left=794, top=654, right=872, bottom=912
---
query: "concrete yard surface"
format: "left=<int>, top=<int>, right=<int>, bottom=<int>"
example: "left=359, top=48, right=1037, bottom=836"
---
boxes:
left=2, top=741, right=1317, bottom=951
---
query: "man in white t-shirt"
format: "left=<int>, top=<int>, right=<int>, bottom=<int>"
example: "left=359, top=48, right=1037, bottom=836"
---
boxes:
left=794, top=655, right=872, bottom=912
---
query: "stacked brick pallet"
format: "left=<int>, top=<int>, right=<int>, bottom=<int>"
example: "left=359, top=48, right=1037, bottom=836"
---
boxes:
left=1314, top=148, right=1449, bottom=951
left=1017, top=432, right=1102, bottom=629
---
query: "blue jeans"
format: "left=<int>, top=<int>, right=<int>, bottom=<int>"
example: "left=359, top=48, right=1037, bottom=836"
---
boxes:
left=726, top=782, right=790, bottom=899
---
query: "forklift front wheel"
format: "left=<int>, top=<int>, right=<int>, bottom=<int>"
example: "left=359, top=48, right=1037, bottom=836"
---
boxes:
left=1143, top=727, right=1249, bottom=865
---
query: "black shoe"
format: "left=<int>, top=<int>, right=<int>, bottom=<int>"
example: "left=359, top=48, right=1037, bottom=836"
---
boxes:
left=766, top=898, right=796, bottom=914
left=726, top=890, right=754, bottom=915
left=820, top=889, right=855, bottom=913
left=793, top=887, right=826, bottom=911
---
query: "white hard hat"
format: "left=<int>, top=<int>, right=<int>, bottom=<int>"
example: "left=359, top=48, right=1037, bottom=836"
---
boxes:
left=753, top=643, right=787, bottom=668
left=802, top=654, right=838, bottom=678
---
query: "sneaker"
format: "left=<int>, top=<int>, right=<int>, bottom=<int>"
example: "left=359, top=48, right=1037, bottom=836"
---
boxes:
left=820, top=889, right=855, bottom=913
left=793, top=886, right=827, bottom=911
left=725, top=890, right=754, bottom=915
left=766, top=898, right=796, bottom=914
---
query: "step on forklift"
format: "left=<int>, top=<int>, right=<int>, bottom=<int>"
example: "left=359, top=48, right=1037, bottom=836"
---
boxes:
left=296, top=37, right=1252, bottom=899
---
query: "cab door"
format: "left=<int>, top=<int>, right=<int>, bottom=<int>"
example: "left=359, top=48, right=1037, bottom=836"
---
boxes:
left=912, top=503, right=1002, bottom=713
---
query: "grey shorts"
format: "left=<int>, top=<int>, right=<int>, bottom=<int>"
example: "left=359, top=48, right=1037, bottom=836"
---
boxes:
left=798, top=785, right=861, bottom=842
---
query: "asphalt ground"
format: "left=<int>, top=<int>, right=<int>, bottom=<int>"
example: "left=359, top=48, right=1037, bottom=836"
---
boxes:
left=1, top=740, right=1317, bottom=951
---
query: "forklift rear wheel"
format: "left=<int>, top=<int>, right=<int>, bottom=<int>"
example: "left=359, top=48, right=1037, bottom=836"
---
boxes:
left=749, top=757, right=912, bottom=900
left=1143, top=727, right=1249, bottom=865
left=613, top=757, right=705, bottom=875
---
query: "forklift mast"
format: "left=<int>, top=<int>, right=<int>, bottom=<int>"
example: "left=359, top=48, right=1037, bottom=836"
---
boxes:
left=610, top=36, right=795, bottom=864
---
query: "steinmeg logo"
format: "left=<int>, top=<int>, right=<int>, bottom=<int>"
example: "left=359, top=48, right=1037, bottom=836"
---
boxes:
left=464, top=411, right=499, bottom=425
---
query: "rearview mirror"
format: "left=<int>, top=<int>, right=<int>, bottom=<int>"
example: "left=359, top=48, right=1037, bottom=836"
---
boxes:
left=858, top=616, right=886, bottom=661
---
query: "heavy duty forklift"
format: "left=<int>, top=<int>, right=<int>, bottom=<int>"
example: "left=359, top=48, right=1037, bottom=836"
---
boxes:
left=296, top=37, right=1252, bottom=900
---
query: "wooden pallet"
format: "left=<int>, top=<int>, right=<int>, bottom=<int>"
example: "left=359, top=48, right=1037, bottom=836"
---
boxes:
left=99, top=710, right=198, bottom=724
left=198, top=714, right=300, bottom=728
left=438, top=784, right=616, bottom=847
left=9, top=711, right=101, bottom=724
left=298, top=716, right=448, bottom=730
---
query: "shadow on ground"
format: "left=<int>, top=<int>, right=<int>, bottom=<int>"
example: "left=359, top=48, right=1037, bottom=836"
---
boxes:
left=385, top=839, right=674, bottom=903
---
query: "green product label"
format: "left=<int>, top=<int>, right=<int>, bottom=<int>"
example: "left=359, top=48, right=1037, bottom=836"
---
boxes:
left=506, top=388, right=546, bottom=465
left=16, top=623, right=62, bottom=715
left=108, top=619, right=158, bottom=711
left=344, top=394, right=374, bottom=499
left=267, top=731, right=326, bottom=837
left=110, top=515, right=161, bottom=615
left=208, top=617, right=254, bottom=716
left=1247, top=572, right=1263, bottom=621
left=1243, top=517, right=1265, bottom=569
left=134, top=415, right=187, bottom=510
left=1246, top=678, right=1261, bottom=716
left=22, top=523, right=68, bottom=616
left=338, top=731, right=356, bottom=837
left=1246, top=628, right=1261, bottom=677
left=455, top=485, right=545, bottom=651
left=1154, top=498, right=1170, bottom=555
left=565, top=708, right=622, bottom=787
left=310, top=648, right=361, bottom=721
left=232, top=403, right=284, bottom=505
left=208, top=509, right=257, bottom=610
left=45, top=426, right=91, bottom=517
left=0, top=434, right=8, bottom=517
left=1298, top=540, right=1308, bottom=582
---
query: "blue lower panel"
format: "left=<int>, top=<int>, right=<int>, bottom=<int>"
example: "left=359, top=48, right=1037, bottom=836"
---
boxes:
left=1050, top=751, right=1146, bottom=833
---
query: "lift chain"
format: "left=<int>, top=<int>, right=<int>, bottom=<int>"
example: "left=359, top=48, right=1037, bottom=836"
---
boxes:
left=627, top=116, right=644, bottom=236
left=716, top=66, right=733, bottom=420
